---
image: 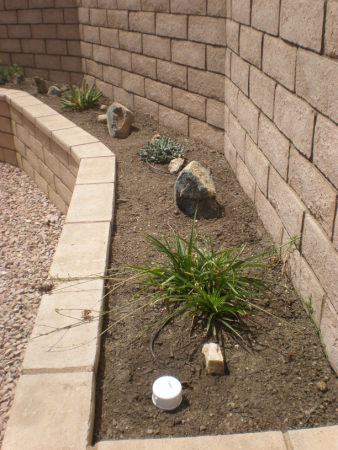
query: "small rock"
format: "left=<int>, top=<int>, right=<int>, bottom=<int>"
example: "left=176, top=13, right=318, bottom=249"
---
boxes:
left=100, top=104, right=108, bottom=112
left=60, top=84, right=69, bottom=93
left=168, top=157, right=185, bottom=174
left=174, top=161, right=219, bottom=218
left=48, top=85, right=61, bottom=96
left=33, top=76, right=48, bottom=94
left=107, top=102, right=134, bottom=139
left=199, top=425, right=207, bottom=432
left=151, top=133, right=161, bottom=143
left=316, top=381, right=328, bottom=392
left=97, top=114, right=107, bottom=124
left=202, top=342, right=224, bottom=375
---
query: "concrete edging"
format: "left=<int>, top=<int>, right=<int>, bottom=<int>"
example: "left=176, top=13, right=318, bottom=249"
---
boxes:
left=1, top=89, right=337, bottom=450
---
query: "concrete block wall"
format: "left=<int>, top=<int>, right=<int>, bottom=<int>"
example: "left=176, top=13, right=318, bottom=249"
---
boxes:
left=223, top=0, right=338, bottom=372
left=78, top=0, right=226, bottom=150
left=0, top=0, right=82, bottom=84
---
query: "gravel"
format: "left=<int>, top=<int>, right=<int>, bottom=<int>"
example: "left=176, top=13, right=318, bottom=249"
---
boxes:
left=0, top=162, right=64, bottom=445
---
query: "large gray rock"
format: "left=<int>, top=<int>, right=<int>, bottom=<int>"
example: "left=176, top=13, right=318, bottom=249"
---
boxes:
left=34, top=76, right=48, bottom=94
left=174, top=160, right=219, bottom=218
left=107, top=102, right=134, bottom=139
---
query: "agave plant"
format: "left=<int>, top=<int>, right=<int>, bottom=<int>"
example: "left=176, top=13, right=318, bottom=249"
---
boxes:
left=61, top=80, right=102, bottom=111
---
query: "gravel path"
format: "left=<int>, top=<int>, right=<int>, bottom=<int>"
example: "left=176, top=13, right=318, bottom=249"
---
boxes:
left=0, top=162, right=64, bottom=446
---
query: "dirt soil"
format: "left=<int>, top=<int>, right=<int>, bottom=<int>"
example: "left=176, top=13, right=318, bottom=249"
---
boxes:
left=17, top=79, right=338, bottom=441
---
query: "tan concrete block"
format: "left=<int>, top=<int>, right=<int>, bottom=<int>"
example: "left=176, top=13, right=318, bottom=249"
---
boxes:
left=0, top=101, right=10, bottom=118
left=237, top=156, right=256, bottom=202
left=0, top=131, right=15, bottom=150
left=113, top=87, right=134, bottom=110
left=224, top=133, right=237, bottom=173
left=189, top=118, right=224, bottom=151
left=116, top=0, right=141, bottom=9
left=231, top=52, right=249, bottom=95
left=86, top=59, right=103, bottom=79
left=76, top=157, right=116, bottom=184
left=130, top=11, right=154, bottom=33
left=92, top=45, right=110, bottom=65
left=240, top=26, right=262, bottom=68
left=141, top=0, right=169, bottom=12
left=103, top=65, right=122, bottom=86
left=48, top=187, right=67, bottom=214
left=171, top=0, right=206, bottom=14
left=4, top=149, right=17, bottom=166
left=9, top=94, right=41, bottom=112
left=13, top=136, right=26, bottom=157
left=189, top=16, right=226, bottom=45
left=52, top=128, right=98, bottom=154
left=122, top=71, right=145, bottom=96
left=107, top=9, right=128, bottom=29
left=314, top=115, right=338, bottom=189
left=172, top=88, right=205, bottom=121
left=280, top=0, right=325, bottom=52
left=255, top=187, right=283, bottom=245
left=119, top=30, right=142, bottom=53
left=252, top=0, right=280, bottom=35
left=325, top=0, right=338, bottom=58
left=287, top=425, right=338, bottom=450
left=22, top=290, right=103, bottom=373
left=157, top=13, right=187, bottom=39
left=22, top=156, right=34, bottom=178
left=231, top=0, right=251, bottom=24
left=258, top=114, right=289, bottom=180
left=131, top=53, right=156, bottom=79
left=55, top=177, right=72, bottom=205
left=268, top=167, right=305, bottom=238
left=172, top=40, right=205, bottom=69
left=90, top=7, right=107, bottom=26
left=94, top=431, right=287, bottom=450
left=142, top=34, right=171, bottom=60
left=100, top=28, right=119, bottom=48
left=157, top=60, right=187, bottom=89
left=134, top=95, right=159, bottom=120
left=83, top=24, right=100, bottom=44
left=26, top=147, right=40, bottom=172
left=320, top=302, right=338, bottom=373
left=296, top=48, right=338, bottom=123
left=2, top=372, right=94, bottom=450
left=49, top=221, right=111, bottom=279
left=224, top=77, right=239, bottom=116
left=38, top=159, right=55, bottom=187
left=21, top=104, right=57, bottom=122
left=245, top=135, right=269, bottom=196
left=226, top=19, right=239, bottom=53
left=228, top=113, right=245, bottom=159
left=207, top=45, right=225, bottom=74
left=206, top=99, right=224, bottom=129
left=237, top=92, right=259, bottom=143
left=208, top=0, right=227, bottom=17
left=95, top=80, right=113, bottom=100
left=145, top=78, right=172, bottom=107
left=33, top=170, right=48, bottom=196
left=249, top=66, right=275, bottom=120
left=263, top=35, right=297, bottom=91
left=0, top=116, right=11, bottom=133
left=58, top=163, right=76, bottom=191
left=66, top=183, right=115, bottom=223
left=44, top=148, right=61, bottom=179
left=289, top=146, right=336, bottom=237
left=302, top=213, right=338, bottom=309
left=274, top=85, right=315, bottom=158
left=51, top=140, right=69, bottom=167
left=159, top=106, right=188, bottom=136
left=188, top=68, right=224, bottom=102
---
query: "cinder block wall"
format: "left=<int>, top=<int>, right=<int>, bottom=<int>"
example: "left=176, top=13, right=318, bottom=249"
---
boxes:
left=0, top=0, right=82, bottom=84
left=223, top=0, right=338, bottom=372
left=78, top=0, right=227, bottom=150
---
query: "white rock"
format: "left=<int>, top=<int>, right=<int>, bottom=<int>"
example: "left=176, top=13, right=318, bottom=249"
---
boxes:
left=97, top=113, right=107, bottom=124
left=100, top=104, right=108, bottom=112
left=168, top=157, right=185, bottom=174
left=202, top=342, right=224, bottom=375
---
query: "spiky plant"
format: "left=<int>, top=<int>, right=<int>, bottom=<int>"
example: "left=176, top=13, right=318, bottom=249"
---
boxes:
left=61, top=81, right=102, bottom=111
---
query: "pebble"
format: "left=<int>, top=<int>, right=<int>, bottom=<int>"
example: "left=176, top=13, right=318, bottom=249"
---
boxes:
left=316, top=381, right=328, bottom=393
left=0, top=162, right=64, bottom=446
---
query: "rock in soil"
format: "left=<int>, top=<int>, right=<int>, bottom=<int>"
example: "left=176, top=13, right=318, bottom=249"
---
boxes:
left=174, top=160, right=219, bottom=218
left=48, top=85, right=61, bottom=96
left=97, top=114, right=107, bottom=124
left=33, top=76, right=48, bottom=94
left=202, top=342, right=225, bottom=375
left=107, top=102, right=134, bottom=139
left=168, top=157, right=185, bottom=174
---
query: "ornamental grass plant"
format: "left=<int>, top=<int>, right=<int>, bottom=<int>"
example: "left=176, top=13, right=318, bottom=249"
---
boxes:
left=61, top=80, right=102, bottom=111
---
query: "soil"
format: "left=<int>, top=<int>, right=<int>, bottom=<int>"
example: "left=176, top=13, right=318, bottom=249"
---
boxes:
left=16, top=79, right=338, bottom=441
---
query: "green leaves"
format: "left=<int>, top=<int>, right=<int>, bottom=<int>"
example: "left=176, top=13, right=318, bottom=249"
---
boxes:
left=132, top=220, right=269, bottom=340
left=0, top=64, right=24, bottom=85
left=138, top=136, right=184, bottom=164
left=61, top=80, right=102, bottom=111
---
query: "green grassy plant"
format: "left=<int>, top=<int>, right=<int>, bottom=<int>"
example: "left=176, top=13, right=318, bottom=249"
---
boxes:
left=138, top=136, right=184, bottom=164
left=61, top=81, right=102, bottom=111
left=0, top=64, right=23, bottom=84
left=131, top=220, right=269, bottom=343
